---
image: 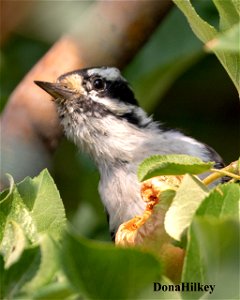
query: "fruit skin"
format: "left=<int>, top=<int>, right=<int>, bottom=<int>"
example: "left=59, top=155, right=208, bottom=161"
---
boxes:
left=115, top=175, right=185, bottom=283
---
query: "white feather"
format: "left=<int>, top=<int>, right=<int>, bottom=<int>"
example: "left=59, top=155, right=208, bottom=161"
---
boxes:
left=87, top=67, right=124, bottom=81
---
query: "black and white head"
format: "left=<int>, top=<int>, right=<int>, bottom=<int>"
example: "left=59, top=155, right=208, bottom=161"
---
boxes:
left=34, top=66, right=155, bottom=163
left=35, top=66, right=224, bottom=170
left=35, top=66, right=226, bottom=237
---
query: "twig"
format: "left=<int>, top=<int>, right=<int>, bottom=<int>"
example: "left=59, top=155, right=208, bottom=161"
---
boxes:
left=203, top=161, right=239, bottom=186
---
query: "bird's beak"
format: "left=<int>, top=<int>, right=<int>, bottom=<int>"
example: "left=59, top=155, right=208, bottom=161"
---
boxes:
left=34, top=81, right=73, bottom=100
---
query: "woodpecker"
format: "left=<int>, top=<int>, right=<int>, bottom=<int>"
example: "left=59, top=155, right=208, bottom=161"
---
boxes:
left=35, top=66, right=224, bottom=238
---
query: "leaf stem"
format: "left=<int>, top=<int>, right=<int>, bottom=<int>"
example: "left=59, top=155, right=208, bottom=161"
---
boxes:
left=203, top=161, right=239, bottom=186
left=210, top=169, right=240, bottom=181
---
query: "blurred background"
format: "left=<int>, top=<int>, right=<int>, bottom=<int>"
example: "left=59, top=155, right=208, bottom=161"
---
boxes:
left=1, top=0, right=239, bottom=240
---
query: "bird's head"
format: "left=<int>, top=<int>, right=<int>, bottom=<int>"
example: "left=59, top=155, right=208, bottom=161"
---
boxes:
left=34, top=66, right=142, bottom=120
left=34, top=67, right=153, bottom=164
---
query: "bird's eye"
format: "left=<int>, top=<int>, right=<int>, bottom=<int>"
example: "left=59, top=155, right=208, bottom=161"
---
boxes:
left=92, top=78, right=105, bottom=90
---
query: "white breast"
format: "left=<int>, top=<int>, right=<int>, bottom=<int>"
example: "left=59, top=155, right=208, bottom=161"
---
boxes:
left=98, top=164, right=146, bottom=233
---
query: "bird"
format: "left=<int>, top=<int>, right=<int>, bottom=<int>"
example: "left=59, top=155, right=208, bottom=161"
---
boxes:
left=34, top=66, right=224, bottom=239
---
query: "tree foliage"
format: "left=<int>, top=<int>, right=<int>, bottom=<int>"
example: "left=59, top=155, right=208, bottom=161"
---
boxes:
left=1, top=155, right=239, bottom=299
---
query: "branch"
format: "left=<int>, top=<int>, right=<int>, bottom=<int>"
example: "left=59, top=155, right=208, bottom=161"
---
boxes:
left=0, top=0, right=172, bottom=187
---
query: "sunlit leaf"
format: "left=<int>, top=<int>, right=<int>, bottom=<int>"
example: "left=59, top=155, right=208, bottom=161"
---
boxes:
left=164, top=174, right=208, bottom=241
left=0, top=184, right=38, bottom=259
left=17, top=169, right=67, bottom=239
left=206, top=22, right=240, bottom=52
left=173, top=0, right=240, bottom=94
left=2, top=221, right=27, bottom=268
left=212, top=0, right=239, bottom=30
left=196, top=182, right=240, bottom=218
left=0, top=170, right=67, bottom=298
left=138, top=154, right=213, bottom=182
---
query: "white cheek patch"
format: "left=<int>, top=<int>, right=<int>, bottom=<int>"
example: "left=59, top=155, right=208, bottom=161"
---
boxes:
left=89, top=91, right=132, bottom=115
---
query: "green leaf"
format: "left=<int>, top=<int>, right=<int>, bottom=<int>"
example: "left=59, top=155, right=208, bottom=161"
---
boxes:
left=2, top=221, right=27, bottom=269
left=173, top=0, right=217, bottom=41
left=206, top=22, right=240, bottom=52
left=0, top=170, right=66, bottom=257
left=0, top=247, right=41, bottom=299
left=0, top=174, right=15, bottom=203
left=0, top=184, right=39, bottom=263
left=0, top=169, right=66, bottom=259
left=0, top=170, right=67, bottom=298
left=232, top=0, right=240, bottom=14
left=164, top=174, right=209, bottom=241
left=182, top=217, right=239, bottom=299
left=196, top=182, right=240, bottom=218
left=137, top=154, right=213, bottom=182
left=29, top=281, right=76, bottom=300
left=61, top=230, right=162, bottom=300
left=124, top=7, right=204, bottom=110
left=181, top=183, right=240, bottom=299
left=212, top=0, right=239, bottom=30
left=17, top=169, right=67, bottom=239
left=1, top=236, right=62, bottom=299
left=22, top=234, right=60, bottom=293
left=173, top=0, right=240, bottom=95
